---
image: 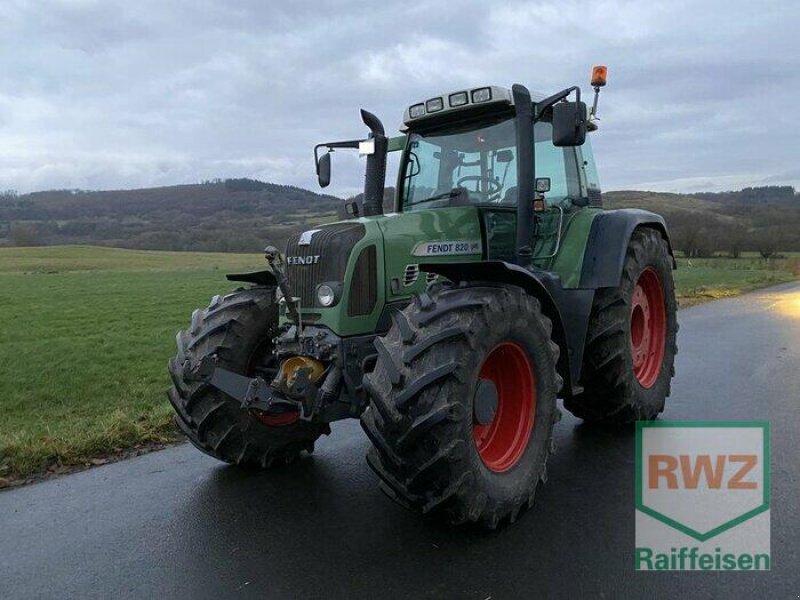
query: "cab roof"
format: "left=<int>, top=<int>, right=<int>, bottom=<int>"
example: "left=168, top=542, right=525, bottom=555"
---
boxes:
left=402, top=85, right=545, bottom=127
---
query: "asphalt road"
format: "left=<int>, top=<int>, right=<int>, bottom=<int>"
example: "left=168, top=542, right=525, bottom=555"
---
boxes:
left=2, top=282, right=799, bottom=599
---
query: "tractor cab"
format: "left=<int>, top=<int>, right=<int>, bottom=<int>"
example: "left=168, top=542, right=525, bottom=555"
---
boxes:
left=395, top=85, right=603, bottom=264
left=398, top=88, right=602, bottom=211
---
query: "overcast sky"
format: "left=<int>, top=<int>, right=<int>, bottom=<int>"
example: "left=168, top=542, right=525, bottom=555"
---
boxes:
left=1, top=0, right=797, bottom=197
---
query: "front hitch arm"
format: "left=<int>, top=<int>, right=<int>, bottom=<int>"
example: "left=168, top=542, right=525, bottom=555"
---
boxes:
left=190, top=356, right=308, bottom=418
left=264, top=245, right=300, bottom=325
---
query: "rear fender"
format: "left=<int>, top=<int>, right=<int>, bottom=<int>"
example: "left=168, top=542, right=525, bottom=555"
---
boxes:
left=420, top=261, right=594, bottom=397
left=580, top=209, right=675, bottom=289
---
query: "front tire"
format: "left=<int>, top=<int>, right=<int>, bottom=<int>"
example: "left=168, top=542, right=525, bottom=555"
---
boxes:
left=564, top=227, right=678, bottom=424
left=362, top=285, right=562, bottom=528
left=168, top=287, right=327, bottom=468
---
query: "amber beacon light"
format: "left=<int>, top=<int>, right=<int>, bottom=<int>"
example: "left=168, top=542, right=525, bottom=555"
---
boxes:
left=589, top=65, right=608, bottom=123
left=591, top=65, right=608, bottom=87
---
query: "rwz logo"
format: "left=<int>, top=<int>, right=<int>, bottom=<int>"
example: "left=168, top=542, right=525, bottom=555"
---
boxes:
left=635, top=422, right=770, bottom=571
left=648, top=453, right=758, bottom=490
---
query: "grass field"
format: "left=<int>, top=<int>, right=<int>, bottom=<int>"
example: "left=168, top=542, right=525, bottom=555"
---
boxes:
left=0, top=246, right=262, bottom=484
left=1, top=245, right=798, bottom=484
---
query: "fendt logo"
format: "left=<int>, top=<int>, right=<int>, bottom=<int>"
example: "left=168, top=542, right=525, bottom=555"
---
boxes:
left=635, top=422, right=770, bottom=571
left=286, top=255, right=321, bottom=266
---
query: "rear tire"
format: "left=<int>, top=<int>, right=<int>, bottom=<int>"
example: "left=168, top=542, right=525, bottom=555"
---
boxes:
left=168, top=287, right=327, bottom=468
left=362, top=285, right=562, bottom=528
left=564, top=227, right=678, bottom=424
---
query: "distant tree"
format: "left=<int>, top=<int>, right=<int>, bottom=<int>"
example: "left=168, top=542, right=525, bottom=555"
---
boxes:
left=694, top=185, right=797, bottom=207
left=225, top=178, right=268, bottom=193
left=668, top=213, right=706, bottom=258
left=753, top=233, right=777, bottom=260
left=726, top=225, right=747, bottom=258
left=9, top=222, right=38, bottom=246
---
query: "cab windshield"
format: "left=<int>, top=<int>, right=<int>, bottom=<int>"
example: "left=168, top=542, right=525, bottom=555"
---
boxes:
left=401, top=115, right=578, bottom=210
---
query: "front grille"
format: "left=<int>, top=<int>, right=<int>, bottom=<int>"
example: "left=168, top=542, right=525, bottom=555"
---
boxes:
left=403, top=264, right=420, bottom=286
left=285, top=223, right=365, bottom=308
left=348, top=245, right=377, bottom=316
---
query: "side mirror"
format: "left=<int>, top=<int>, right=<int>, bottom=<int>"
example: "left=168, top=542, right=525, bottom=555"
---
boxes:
left=317, top=152, right=331, bottom=188
left=552, top=101, right=587, bottom=147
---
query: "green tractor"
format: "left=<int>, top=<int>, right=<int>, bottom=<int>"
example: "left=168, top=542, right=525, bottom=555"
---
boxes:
left=168, top=67, right=678, bottom=527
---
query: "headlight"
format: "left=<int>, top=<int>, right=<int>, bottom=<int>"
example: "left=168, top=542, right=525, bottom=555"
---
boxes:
left=317, top=284, right=336, bottom=307
left=408, top=103, right=425, bottom=119
left=425, top=97, right=444, bottom=113
left=449, top=91, right=468, bottom=107
left=471, top=87, right=492, bottom=103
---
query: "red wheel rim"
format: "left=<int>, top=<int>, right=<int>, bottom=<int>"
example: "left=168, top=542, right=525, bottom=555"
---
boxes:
left=630, top=267, right=667, bottom=388
left=255, top=411, right=300, bottom=427
left=472, top=342, right=536, bottom=472
left=246, top=339, right=300, bottom=428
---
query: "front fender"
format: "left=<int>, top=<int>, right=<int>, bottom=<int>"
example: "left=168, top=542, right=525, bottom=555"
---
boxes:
left=226, top=270, right=277, bottom=287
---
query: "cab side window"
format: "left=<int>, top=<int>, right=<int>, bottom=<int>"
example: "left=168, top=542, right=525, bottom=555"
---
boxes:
left=579, top=140, right=602, bottom=205
left=534, top=121, right=581, bottom=205
left=404, top=140, right=440, bottom=204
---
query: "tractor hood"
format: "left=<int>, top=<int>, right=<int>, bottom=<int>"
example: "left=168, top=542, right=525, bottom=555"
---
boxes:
left=377, top=206, right=483, bottom=300
left=282, top=207, right=483, bottom=337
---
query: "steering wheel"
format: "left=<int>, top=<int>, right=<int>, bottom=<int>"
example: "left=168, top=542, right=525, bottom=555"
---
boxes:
left=456, top=175, right=502, bottom=197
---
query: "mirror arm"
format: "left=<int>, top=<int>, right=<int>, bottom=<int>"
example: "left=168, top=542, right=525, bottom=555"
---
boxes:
left=534, top=86, right=581, bottom=120
left=313, top=139, right=361, bottom=165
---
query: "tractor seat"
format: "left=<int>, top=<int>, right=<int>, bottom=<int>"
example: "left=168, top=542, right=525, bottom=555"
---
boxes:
left=501, top=186, right=518, bottom=204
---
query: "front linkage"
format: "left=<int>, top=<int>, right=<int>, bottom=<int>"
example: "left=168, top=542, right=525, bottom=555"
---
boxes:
left=188, top=246, right=369, bottom=425
left=189, top=325, right=362, bottom=424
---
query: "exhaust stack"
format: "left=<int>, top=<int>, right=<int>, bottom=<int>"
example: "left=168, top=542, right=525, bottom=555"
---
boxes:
left=512, top=84, right=534, bottom=267
left=359, top=109, right=387, bottom=217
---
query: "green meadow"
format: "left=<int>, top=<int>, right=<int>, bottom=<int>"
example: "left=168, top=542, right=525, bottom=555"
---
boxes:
left=0, top=246, right=261, bottom=483
left=0, top=246, right=797, bottom=483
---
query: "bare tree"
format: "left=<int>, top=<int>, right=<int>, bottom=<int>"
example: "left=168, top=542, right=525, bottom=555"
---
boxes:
left=669, top=213, right=713, bottom=258
left=752, top=232, right=777, bottom=260
left=727, top=225, right=747, bottom=259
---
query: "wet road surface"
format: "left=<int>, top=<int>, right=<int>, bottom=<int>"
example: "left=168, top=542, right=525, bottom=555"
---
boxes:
left=2, top=282, right=799, bottom=598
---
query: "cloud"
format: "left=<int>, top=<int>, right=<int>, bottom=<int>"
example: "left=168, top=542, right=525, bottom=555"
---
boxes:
left=0, top=0, right=797, bottom=195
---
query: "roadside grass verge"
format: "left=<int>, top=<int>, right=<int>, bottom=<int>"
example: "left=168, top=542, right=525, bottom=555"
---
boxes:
left=1, top=246, right=797, bottom=485
left=674, top=256, right=800, bottom=306
left=0, top=246, right=261, bottom=484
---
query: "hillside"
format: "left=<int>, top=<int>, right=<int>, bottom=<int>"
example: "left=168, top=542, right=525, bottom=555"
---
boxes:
left=0, top=179, right=342, bottom=252
left=603, top=189, right=800, bottom=256
left=603, top=190, right=724, bottom=215
left=1, top=180, right=798, bottom=257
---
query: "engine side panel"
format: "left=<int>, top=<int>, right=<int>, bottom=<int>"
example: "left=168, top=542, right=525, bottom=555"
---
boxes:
left=378, top=206, right=484, bottom=301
